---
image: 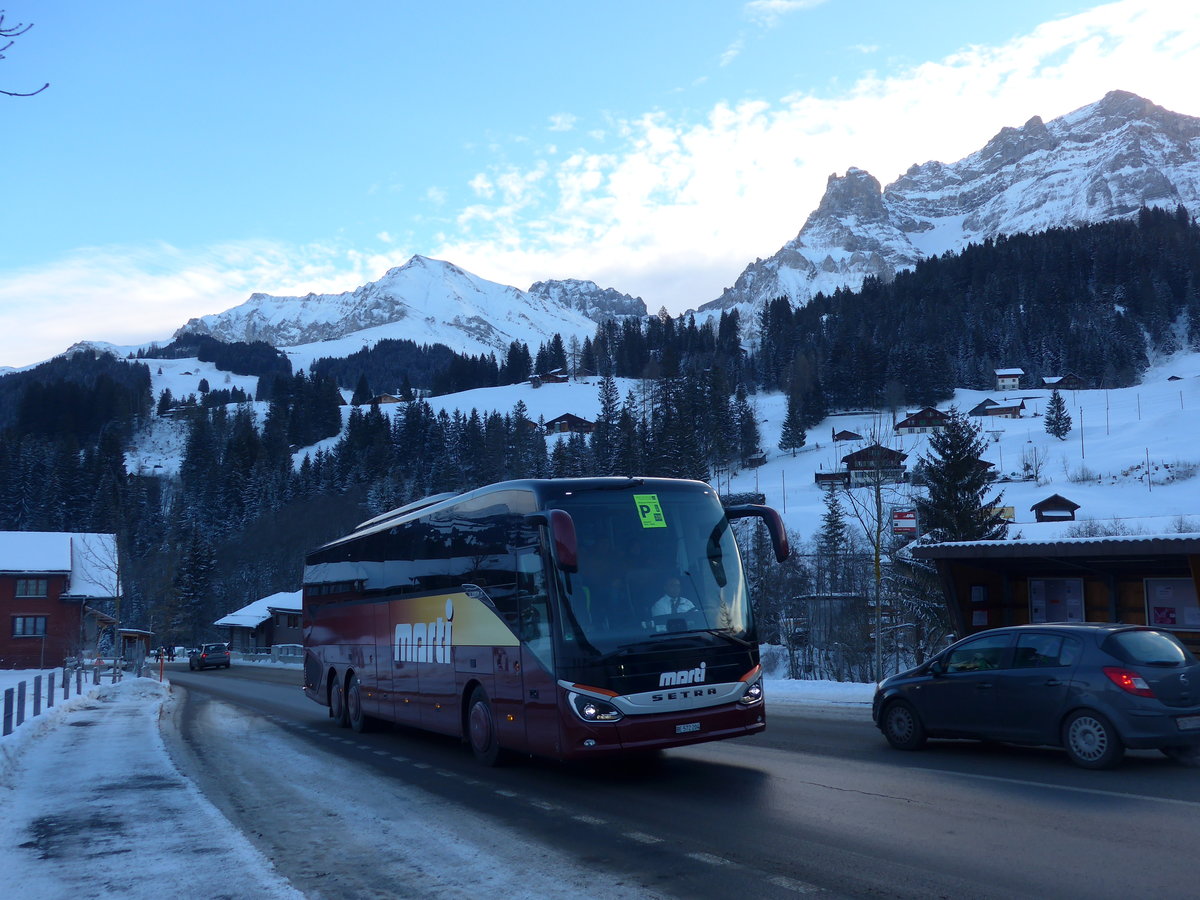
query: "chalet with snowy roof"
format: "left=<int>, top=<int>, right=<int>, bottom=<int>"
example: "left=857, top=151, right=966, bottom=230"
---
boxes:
left=841, top=444, right=908, bottom=486
left=214, top=590, right=302, bottom=654
left=1043, top=373, right=1085, bottom=391
left=980, top=400, right=1025, bottom=420
left=831, top=428, right=863, bottom=442
left=912, top=534, right=1200, bottom=652
left=1030, top=493, right=1081, bottom=523
left=995, top=368, right=1024, bottom=391
left=544, top=413, right=595, bottom=435
left=968, top=399, right=998, bottom=417
left=894, top=407, right=950, bottom=435
left=0, top=532, right=120, bottom=669
left=529, top=370, right=569, bottom=388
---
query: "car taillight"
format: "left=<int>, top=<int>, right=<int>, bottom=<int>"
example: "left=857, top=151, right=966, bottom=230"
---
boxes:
left=1103, top=666, right=1155, bottom=697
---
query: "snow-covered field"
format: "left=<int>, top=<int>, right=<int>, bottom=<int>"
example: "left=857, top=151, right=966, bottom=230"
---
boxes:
left=127, top=346, right=1200, bottom=544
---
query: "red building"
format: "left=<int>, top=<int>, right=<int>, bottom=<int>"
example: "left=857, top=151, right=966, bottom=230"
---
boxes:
left=0, top=532, right=120, bottom=669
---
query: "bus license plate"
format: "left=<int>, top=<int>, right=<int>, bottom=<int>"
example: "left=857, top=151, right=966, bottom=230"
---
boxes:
left=1177, top=715, right=1200, bottom=731
left=676, top=722, right=701, bottom=734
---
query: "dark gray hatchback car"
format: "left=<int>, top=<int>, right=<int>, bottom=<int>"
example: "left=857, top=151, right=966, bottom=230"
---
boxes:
left=873, top=623, right=1200, bottom=769
left=189, top=642, right=232, bottom=671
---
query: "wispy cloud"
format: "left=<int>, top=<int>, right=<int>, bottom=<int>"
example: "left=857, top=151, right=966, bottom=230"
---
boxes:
left=745, top=0, right=829, bottom=28
left=548, top=113, right=577, bottom=132
left=720, top=38, right=745, bottom=66
left=433, top=1, right=1200, bottom=312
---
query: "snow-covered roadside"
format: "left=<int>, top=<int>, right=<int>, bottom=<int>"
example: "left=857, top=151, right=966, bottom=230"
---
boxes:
left=0, top=677, right=303, bottom=900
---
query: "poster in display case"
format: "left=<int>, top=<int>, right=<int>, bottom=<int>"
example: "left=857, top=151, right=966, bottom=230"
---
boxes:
left=1144, top=578, right=1200, bottom=631
left=1029, top=577, right=1084, bottom=623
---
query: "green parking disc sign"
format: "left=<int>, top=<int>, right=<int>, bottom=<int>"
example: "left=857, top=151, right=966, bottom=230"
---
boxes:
left=634, top=493, right=667, bottom=528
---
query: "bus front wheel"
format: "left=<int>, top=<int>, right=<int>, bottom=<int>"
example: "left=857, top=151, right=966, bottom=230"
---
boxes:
left=467, top=687, right=502, bottom=766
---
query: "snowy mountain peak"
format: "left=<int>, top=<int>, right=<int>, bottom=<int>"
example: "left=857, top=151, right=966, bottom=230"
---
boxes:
left=175, top=255, right=604, bottom=360
left=700, top=91, right=1200, bottom=316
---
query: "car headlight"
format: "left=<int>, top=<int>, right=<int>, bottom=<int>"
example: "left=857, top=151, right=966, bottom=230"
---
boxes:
left=738, top=678, right=764, bottom=706
left=568, top=691, right=624, bottom=723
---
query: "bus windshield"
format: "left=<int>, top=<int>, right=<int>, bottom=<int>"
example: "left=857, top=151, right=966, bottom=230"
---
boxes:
left=550, top=486, right=753, bottom=655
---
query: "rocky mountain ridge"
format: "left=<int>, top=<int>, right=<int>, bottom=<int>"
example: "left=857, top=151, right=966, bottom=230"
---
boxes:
left=176, top=255, right=646, bottom=359
left=700, top=91, right=1200, bottom=314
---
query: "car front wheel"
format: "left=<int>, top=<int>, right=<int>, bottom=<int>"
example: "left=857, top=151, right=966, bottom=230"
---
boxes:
left=1063, top=709, right=1124, bottom=769
left=882, top=699, right=926, bottom=751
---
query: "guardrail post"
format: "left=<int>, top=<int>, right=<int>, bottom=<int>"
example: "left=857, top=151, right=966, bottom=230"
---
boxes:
left=33, top=675, right=42, bottom=717
left=47, top=672, right=55, bottom=709
left=16, top=681, right=26, bottom=727
left=2, top=688, right=12, bottom=736
left=93, top=662, right=100, bottom=685
left=76, top=667, right=83, bottom=694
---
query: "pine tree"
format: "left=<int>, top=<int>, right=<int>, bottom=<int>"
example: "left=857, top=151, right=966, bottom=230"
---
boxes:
left=778, top=382, right=806, bottom=456
left=1044, top=387, right=1072, bottom=439
left=916, top=408, right=1007, bottom=541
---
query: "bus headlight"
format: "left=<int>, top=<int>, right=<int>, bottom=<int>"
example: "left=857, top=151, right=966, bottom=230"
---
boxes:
left=738, top=678, right=764, bottom=706
left=568, top=691, right=624, bottom=723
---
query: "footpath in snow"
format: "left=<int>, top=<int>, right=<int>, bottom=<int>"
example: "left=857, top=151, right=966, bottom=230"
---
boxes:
left=0, top=677, right=302, bottom=900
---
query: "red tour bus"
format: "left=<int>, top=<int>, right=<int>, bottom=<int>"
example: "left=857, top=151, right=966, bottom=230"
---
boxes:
left=302, top=476, right=788, bottom=763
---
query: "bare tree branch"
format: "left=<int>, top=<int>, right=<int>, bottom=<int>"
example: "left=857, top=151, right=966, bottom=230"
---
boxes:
left=0, top=12, right=49, bottom=97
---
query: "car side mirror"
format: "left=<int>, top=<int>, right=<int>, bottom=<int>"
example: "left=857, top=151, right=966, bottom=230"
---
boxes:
left=928, top=658, right=947, bottom=676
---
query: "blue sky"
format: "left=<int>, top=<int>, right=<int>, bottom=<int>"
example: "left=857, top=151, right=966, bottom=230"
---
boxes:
left=2, top=0, right=1198, bottom=367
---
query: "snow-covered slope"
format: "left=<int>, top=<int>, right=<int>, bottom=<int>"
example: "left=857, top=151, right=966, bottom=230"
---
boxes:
left=175, top=255, right=643, bottom=360
left=702, top=91, right=1200, bottom=315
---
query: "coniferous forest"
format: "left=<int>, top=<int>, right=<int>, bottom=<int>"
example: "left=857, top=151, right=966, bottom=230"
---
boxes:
left=1, top=207, right=1198, bottom=652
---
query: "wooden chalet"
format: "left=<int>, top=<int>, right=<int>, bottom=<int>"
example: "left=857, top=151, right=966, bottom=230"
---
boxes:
left=1043, top=373, right=1086, bottom=391
left=912, top=534, right=1200, bottom=653
left=544, top=413, right=595, bottom=435
left=981, top=400, right=1025, bottom=419
left=1030, top=493, right=1081, bottom=522
left=894, top=407, right=950, bottom=435
left=841, top=444, right=908, bottom=486
left=529, top=369, right=570, bottom=388
left=215, top=590, right=303, bottom=654
left=831, top=428, right=863, bottom=442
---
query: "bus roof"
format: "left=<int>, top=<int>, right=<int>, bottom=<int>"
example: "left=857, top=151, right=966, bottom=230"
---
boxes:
left=314, top=476, right=715, bottom=553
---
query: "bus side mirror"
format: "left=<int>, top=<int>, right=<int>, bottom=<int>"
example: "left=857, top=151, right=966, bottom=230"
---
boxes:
left=723, top=504, right=790, bottom=562
left=526, top=510, right=578, bottom=572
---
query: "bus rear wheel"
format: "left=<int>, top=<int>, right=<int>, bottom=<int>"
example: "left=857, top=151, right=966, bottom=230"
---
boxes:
left=467, top=687, right=503, bottom=766
left=329, top=673, right=350, bottom=728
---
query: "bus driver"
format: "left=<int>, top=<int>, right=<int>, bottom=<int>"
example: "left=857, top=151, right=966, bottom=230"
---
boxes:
left=651, top=576, right=697, bottom=618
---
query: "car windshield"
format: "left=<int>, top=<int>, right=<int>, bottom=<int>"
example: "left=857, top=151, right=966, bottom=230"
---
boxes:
left=1106, top=629, right=1196, bottom=666
left=203, top=645, right=225, bottom=653
left=551, top=486, right=753, bottom=655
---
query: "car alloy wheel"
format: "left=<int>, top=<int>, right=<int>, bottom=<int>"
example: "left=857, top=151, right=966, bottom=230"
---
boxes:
left=883, top=699, right=926, bottom=751
left=1063, top=710, right=1124, bottom=769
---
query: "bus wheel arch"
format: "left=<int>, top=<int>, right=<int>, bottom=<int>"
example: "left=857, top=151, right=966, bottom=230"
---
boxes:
left=465, top=684, right=503, bottom=766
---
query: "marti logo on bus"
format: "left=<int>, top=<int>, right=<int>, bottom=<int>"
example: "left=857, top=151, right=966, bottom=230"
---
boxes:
left=658, top=661, right=706, bottom=687
left=394, top=598, right=454, bottom=664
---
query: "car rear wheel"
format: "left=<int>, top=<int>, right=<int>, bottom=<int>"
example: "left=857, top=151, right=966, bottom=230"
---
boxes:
left=882, top=699, right=926, bottom=751
left=467, top=686, right=503, bottom=766
left=1063, top=709, right=1124, bottom=769
left=348, top=675, right=373, bottom=733
left=329, top=674, right=350, bottom=728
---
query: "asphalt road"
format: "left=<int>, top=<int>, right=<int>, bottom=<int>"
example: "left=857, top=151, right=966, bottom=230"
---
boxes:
left=163, top=663, right=1200, bottom=899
